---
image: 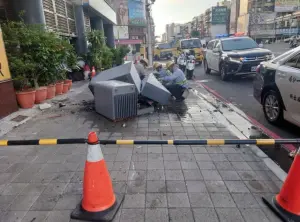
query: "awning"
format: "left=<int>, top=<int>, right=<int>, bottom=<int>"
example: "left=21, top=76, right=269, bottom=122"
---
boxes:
left=115, top=39, right=143, bottom=45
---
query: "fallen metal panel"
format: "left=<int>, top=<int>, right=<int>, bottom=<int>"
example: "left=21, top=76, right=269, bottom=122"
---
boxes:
left=89, top=62, right=141, bottom=94
left=141, top=73, right=171, bottom=105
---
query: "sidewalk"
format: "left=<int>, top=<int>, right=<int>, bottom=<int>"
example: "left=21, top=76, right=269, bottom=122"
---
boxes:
left=0, top=81, right=283, bottom=222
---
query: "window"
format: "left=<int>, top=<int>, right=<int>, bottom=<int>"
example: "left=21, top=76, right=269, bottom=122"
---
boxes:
left=181, top=39, right=202, bottom=49
left=221, top=38, right=258, bottom=51
left=214, top=41, right=221, bottom=50
left=207, top=41, right=215, bottom=50
left=284, top=54, right=300, bottom=69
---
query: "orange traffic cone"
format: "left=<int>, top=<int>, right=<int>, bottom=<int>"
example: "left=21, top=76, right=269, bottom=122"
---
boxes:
left=91, top=66, right=96, bottom=78
left=262, top=148, right=300, bottom=222
left=71, top=132, right=124, bottom=221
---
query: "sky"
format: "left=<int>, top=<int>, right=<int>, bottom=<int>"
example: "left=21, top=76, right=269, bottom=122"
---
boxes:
left=152, top=0, right=220, bottom=37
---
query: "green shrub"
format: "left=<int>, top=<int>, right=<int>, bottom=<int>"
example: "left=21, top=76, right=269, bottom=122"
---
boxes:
left=2, top=20, right=77, bottom=90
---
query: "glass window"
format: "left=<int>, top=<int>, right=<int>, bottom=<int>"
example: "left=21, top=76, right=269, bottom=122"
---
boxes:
left=181, top=39, right=202, bottom=49
left=214, top=41, right=221, bottom=50
left=221, top=38, right=258, bottom=51
left=207, top=41, right=215, bottom=50
left=284, top=54, right=300, bottom=69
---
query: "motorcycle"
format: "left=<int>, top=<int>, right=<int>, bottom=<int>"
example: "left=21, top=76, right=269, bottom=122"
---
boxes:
left=186, top=55, right=195, bottom=80
left=290, top=42, right=298, bottom=48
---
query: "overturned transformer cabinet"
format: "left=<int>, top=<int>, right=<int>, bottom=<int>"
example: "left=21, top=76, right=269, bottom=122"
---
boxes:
left=141, top=73, right=172, bottom=105
left=89, top=62, right=141, bottom=94
left=94, top=80, right=138, bottom=121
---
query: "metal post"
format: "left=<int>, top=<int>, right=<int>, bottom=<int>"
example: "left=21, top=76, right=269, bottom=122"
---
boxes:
left=146, top=1, right=153, bottom=67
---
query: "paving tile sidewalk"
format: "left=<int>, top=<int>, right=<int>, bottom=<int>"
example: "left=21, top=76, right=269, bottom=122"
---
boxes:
left=0, top=84, right=283, bottom=222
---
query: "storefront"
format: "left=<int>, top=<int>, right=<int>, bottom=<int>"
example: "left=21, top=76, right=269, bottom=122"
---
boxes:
left=0, top=26, right=18, bottom=118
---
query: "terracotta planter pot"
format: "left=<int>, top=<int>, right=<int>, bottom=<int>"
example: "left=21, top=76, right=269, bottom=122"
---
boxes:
left=62, top=83, right=69, bottom=94
left=64, top=79, right=72, bottom=90
left=47, top=84, right=56, bottom=99
left=55, top=82, right=64, bottom=95
left=16, top=90, right=36, bottom=109
left=35, top=87, right=47, bottom=104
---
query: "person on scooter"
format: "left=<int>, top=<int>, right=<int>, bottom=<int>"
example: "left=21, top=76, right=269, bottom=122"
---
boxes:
left=186, top=50, right=195, bottom=80
left=161, top=61, right=188, bottom=101
left=177, top=52, right=186, bottom=72
left=135, top=58, right=148, bottom=80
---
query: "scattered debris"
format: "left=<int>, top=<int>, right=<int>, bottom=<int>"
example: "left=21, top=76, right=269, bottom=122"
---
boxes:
left=122, top=123, right=126, bottom=128
left=59, top=103, right=66, bottom=108
left=249, top=125, right=262, bottom=139
left=10, top=115, right=28, bottom=123
left=39, top=103, right=52, bottom=110
left=289, top=150, right=296, bottom=158
left=222, top=103, right=228, bottom=108
left=48, top=114, right=62, bottom=119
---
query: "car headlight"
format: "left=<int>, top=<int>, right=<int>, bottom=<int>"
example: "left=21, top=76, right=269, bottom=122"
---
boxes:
left=265, top=54, right=275, bottom=60
left=228, top=57, right=242, bottom=62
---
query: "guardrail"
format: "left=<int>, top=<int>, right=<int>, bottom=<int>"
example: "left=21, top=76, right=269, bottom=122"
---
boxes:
left=1, top=138, right=300, bottom=146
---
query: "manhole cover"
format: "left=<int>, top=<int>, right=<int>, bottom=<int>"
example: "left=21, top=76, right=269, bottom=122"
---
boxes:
left=10, top=115, right=28, bottom=123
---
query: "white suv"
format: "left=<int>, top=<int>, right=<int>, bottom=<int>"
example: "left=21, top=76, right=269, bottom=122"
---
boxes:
left=253, top=46, right=300, bottom=126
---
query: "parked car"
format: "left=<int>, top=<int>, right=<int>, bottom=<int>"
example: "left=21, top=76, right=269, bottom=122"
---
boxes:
left=203, top=36, right=274, bottom=81
left=253, top=46, right=300, bottom=126
left=284, top=35, right=300, bottom=43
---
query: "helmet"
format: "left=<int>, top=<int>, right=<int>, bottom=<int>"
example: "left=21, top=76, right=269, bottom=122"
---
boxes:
left=140, top=58, right=149, bottom=66
left=153, top=62, right=162, bottom=70
left=166, top=61, right=175, bottom=69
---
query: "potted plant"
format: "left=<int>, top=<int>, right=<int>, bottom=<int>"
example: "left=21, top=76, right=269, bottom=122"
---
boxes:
left=13, top=72, right=36, bottom=109
left=2, top=22, right=37, bottom=108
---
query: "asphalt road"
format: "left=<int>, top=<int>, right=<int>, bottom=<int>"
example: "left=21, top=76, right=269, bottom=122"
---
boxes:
left=193, top=42, right=300, bottom=141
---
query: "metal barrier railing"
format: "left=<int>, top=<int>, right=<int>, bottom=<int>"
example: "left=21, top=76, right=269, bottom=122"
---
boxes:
left=0, top=138, right=300, bottom=146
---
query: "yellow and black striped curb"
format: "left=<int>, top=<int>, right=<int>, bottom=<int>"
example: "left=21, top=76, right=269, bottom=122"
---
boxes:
left=0, top=139, right=300, bottom=146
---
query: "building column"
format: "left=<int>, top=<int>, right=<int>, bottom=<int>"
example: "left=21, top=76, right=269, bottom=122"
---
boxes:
left=104, top=24, right=115, bottom=48
left=74, top=5, right=88, bottom=54
left=91, top=17, right=104, bottom=31
left=11, top=0, right=45, bottom=24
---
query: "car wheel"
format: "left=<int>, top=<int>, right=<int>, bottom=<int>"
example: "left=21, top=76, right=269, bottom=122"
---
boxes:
left=263, top=90, right=283, bottom=125
left=220, top=63, right=228, bottom=81
left=204, top=60, right=211, bottom=74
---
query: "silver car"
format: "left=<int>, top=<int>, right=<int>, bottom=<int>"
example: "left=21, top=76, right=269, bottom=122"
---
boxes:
left=253, top=46, right=300, bottom=127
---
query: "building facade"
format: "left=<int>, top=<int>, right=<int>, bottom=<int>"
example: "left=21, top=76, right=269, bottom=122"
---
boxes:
left=0, top=0, right=117, bottom=54
left=230, top=0, right=240, bottom=34
left=273, top=1, right=300, bottom=38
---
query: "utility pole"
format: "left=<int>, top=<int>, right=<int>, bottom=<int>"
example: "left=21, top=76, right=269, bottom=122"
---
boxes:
left=146, top=0, right=155, bottom=67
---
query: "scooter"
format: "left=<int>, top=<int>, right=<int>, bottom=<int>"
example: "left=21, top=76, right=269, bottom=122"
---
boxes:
left=186, top=55, right=195, bottom=80
left=290, top=42, right=298, bottom=48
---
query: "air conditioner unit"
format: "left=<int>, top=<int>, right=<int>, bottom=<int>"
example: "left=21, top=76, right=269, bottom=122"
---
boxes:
left=94, top=80, right=138, bottom=121
left=89, top=62, right=142, bottom=95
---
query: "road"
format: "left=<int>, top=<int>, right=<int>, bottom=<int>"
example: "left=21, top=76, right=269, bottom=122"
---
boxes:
left=192, top=42, right=300, bottom=142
